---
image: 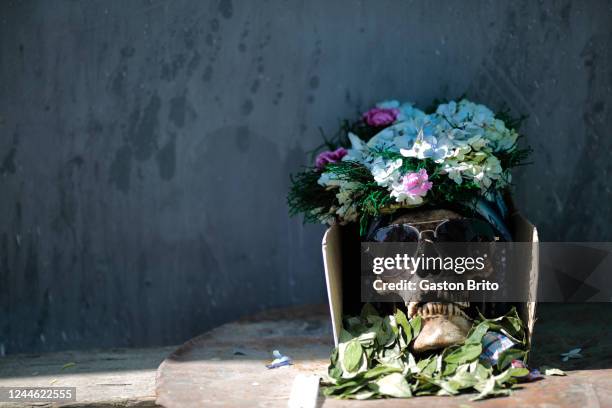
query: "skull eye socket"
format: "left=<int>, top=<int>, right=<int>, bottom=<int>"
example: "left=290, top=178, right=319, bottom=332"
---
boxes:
left=372, top=224, right=420, bottom=242
left=435, top=219, right=499, bottom=242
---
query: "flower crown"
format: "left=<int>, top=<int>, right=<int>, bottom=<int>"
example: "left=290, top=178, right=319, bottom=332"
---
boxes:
left=288, top=99, right=530, bottom=234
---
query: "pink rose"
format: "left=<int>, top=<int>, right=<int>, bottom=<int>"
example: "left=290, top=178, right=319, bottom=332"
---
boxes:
left=362, top=107, right=399, bottom=127
left=400, top=169, right=433, bottom=197
left=315, top=147, right=348, bottom=170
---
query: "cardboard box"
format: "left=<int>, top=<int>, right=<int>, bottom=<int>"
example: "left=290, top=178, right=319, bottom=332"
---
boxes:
left=322, top=212, right=539, bottom=350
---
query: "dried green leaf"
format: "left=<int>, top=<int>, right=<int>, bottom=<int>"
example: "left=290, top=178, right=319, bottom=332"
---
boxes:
left=379, top=343, right=400, bottom=360
left=339, top=383, right=367, bottom=397
left=471, top=376, right=512, bottom=401
left=544, top=368, right=566, bottom=376
left=477, top=307, right=525, bottom=345
left=363, top=365, right=402, bottom=380
left=466, top=321, right=489, bottom=344
left=376, top=316, right=397, bottom=347
left=398, top=327, right=408, bottom=350
left=348, top=391, right=376, bottom=400
left=457, top=361, right=473, bottom=375
left=356, top=330, right=377, bottom=347
left=339, top=329, right=353, bottom=343
left=444, top=343, right=482, bottom=365
left=472, top=376, right=495, bottom=400
left=494, top=367, right=527, bottom=385
left=419, top=357, right=438, bottom=377
left=323, top=379, right=363, bottom=396
left=366, top=314, right=383, bottom=325
left=415, top=356, right=431, bottom=372
left=394, top=309, right=412, bottom=343
left=345, top=316, right=362, bottom=330
left=502, top=316, right=523, bottom=340
left=406, top=352, right=419, bottom=374
left=328, top=366, right=342, bottom=381
left=360, top=303, right=379, bottom=320
left=449, top=371, right=479, bottom=390
left=442, top=362, right=458, bottom=377
left=414, top=389, right=435, bottom=396
left=419, top=375, right=460, bottom=395
left=496, top=348, right=526, bottom=371
left=375, top=373, right=413, bottom=398
left=409, top=315, right=422, bottom=338
left=343, top=340, right=364, bottom=373
left=473, top=362, right=492, bottom=381
left=510, top=367, right=529, bottom=378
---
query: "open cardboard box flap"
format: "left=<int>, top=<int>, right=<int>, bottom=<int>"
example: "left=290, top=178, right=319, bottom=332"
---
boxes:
left=322, top=212, right=539, bottom=349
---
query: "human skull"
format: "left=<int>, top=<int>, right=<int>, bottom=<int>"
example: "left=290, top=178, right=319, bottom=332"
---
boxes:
left=368, top=208, right=499, bottom=353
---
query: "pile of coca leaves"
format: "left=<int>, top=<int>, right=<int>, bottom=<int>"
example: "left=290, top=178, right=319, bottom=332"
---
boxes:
left=323, top=304, right=533, bottom=401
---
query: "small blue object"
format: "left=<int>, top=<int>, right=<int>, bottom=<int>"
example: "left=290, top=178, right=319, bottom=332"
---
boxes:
left=480, top=331, right=515, bottom=365
left=266, top=349, right=293, bottom=369
left=526, top=369, right=543, bottom=381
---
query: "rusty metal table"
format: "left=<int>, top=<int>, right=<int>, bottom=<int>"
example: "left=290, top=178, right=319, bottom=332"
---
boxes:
left=155, top=305, right=612, bottom=407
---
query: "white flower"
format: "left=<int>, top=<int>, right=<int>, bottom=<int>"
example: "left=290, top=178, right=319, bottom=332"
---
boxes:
left=483, top=121, right=519, bottom=152
left=441, top=160, right=470, bottom=185
left=390, top=184, right=426, bottom=205
left=435, top=99, right=518, bottom=153
left=441, top=127, right=484, bottom=149
left=449, top=144, right=472, bottom=161
left=441, top=154, right=503, bottom=191
left=366, top=108, right=430, bottom=152
left=399, top=129, right=452, bottom=163
left=370, top=157, right=403, bottom=187
left=436, top=100, right=495, bottom=127
left=367, top=121, right=413, bottom=152
left=342, top=132, right=369, bottom=163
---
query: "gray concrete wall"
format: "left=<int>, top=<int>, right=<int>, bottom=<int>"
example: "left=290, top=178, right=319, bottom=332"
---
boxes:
left=0, top=0, right=610, bottom=354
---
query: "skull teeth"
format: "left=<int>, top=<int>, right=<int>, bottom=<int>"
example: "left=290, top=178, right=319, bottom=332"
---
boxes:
left=410, top=302, right=470, bottom=318
left=448, top=303, right=455, bottom=315
left=407, top=302, right=419, bottom=317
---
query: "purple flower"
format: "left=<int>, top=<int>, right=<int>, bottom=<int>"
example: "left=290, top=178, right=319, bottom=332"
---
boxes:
left=400, top=169, right=433, bottom=197
left=315, top=147, right=348, bottom=170
left=362, top=107, right=400, bottom=127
